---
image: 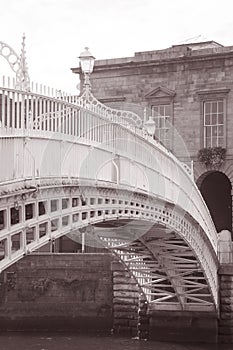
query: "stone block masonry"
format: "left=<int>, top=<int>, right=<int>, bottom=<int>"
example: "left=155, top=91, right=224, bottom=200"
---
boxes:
left=0, top=252, right=227, bottom=342
left=111, top=260, right=149, bottom=339
left=148, top=310, right=217, bottom=343
left=218, top=265, right=233, bottom=342
left=78, top=44, right=233, bottom=158
left=0, top=253, right=113, bottom=332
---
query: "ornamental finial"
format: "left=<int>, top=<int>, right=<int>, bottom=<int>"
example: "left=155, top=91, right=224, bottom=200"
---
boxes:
left=15, top=33, right=30, bottom=91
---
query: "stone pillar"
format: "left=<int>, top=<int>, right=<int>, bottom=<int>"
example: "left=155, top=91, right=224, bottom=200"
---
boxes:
left=217, top=230, right=233, bottom=342
left=111, top=260, right=140, bottom=337
left=137, top=293, right=149, bottom=340
left=218, top=265, right=233, bottom=342
left=218, top=230, right=233, bottom=264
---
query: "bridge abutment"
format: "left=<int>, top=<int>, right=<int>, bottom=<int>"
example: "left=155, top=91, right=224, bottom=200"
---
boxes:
left=111, top=260, right=149, bottom=339
left=218, top=230, right=233, bottom=342
left=148, top=310, right=218, bottom=343
left=1, top=253, right=233, bottom=342
left=218, top=265, right=233, bottom=342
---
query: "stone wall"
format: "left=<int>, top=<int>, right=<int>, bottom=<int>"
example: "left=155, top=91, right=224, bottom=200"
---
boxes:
left=0, top=253, right=113, bottom=332
left=218, top=265, right=233, bottom=342
left=87, top=50, right=233, bottom=159
left=0, top=252, right=231, bottom=342
left=148, top=310, right=218, bottom=343
left=111, top=260, right=149, bottom=339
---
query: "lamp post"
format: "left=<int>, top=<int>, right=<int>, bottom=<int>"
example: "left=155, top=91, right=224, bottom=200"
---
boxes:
left=79, top=47, right=95, bottom=96
left=144, top=116, right=156, bottom=138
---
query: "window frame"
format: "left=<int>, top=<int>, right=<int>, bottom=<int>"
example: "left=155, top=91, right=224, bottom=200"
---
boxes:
left=197, top=89, right=229, bottom=149
left=203, top=100, right=224, bottom=148
left=151, top=103, right=173, bottom=149
left=145, top=87, right=175, bottom=151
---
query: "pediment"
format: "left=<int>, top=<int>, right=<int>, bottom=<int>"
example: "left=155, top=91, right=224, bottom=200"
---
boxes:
left=145, top=86, right=176, bottom=99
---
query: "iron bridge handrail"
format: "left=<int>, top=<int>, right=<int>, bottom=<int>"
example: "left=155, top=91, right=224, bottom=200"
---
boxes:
left=0, top=84, right=218, bottom=253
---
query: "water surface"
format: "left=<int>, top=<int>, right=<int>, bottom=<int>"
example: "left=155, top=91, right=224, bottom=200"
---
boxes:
left=0, top=333, right=232, bottom=350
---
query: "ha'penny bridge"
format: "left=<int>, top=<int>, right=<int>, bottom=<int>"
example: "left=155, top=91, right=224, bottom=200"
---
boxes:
left=0, top=36, right=233, bottom=342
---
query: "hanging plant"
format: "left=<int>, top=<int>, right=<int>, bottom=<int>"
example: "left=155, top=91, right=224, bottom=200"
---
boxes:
left=197, top=147, right=226, bottom=168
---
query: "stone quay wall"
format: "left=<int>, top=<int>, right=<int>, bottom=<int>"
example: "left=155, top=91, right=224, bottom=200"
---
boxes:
left=0, top=253, right=113, bottom=332
left=0, top=253, right=232, bottom=342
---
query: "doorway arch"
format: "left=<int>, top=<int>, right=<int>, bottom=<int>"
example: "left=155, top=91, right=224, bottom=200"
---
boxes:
left=198, top=171, right=232, bottom=232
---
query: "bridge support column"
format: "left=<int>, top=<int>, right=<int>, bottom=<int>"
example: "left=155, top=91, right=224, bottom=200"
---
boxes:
left=218, top=265, right=233, bottom=342
left=111, top=260, right=149, bottom=339
left=218, top=230, right=233, bottom=342
left=138, top=294, right=149, bottom=340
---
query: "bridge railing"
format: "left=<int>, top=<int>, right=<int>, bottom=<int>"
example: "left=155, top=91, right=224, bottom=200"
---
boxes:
left=0, top=83, right=218, bottom=253
left=0, top=76, right=138, bottom=129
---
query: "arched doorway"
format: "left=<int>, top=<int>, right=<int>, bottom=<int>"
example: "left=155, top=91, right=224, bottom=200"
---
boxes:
left=198, top=171, right=232, bottom=232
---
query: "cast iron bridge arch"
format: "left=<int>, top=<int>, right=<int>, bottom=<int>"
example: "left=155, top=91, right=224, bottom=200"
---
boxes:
left=0, top=80, right=219, bottom=314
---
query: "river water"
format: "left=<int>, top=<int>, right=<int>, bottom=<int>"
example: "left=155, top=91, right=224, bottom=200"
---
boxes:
left=0, top=333, right=232, bottom=350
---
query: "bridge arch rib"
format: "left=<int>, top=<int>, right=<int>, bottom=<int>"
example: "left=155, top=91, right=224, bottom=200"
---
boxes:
left=0, top=182, right=218, bottom=312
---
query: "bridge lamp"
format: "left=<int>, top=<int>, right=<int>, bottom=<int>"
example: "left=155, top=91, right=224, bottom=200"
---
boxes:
left=79, top=47, right=95, bottom=93
left=144, top=116, right=156, bottom=137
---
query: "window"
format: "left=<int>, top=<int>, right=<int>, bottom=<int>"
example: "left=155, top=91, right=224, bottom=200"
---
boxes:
left=197, top=88, right=229, bottom=148
left=204, top=100, right=224, bottom=147
left=145, top=86, right=175, bottom=150
left=152, top=104, right=171, bottom=148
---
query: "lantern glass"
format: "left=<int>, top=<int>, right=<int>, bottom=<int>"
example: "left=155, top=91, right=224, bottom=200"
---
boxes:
left=79, top=47, right=95, bottom=74
left=144, top=116, right=156, bottom=136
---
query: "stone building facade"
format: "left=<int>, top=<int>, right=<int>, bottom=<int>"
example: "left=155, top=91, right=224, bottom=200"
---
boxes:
left=72, top=41, right=233, bottom=236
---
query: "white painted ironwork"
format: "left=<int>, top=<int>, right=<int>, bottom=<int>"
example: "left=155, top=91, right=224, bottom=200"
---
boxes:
left=78, top=90, right=143, bottom=128
left=0, top=183, right=218, bottom=311
left=0, top=82, right=219, bottom=312
left=78, top=46, right=142, bottom=128
left=0, top=35, right=30, bottom=92
left=100, top=230, right=215, bottom=311
left=15, top=34, right=30, bottom=92
left=0, top=41, right=20, bottom=73
left=0, top=87, right=217, bottom=249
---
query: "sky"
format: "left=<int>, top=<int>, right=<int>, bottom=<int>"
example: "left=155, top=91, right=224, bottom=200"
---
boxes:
left=1, top=0, right=233, bottom=94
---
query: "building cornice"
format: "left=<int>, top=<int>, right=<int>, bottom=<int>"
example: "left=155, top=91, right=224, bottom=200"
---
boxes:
left=98, top=96, right=126, bottom=103
left=71, top=49, right=233, bottom=76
